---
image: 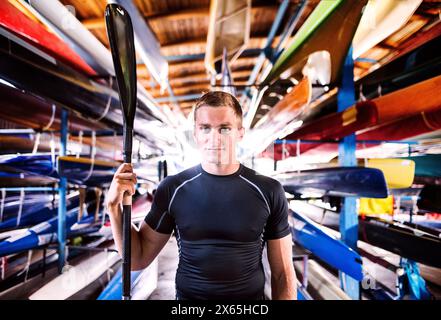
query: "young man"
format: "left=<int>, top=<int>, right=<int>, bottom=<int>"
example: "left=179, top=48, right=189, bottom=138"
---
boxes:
left=106, top=91, right=297, bottom=300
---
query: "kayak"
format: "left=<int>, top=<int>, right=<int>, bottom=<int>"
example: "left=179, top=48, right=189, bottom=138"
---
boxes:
left=205, top=0, right=250, bottom=74
left=272, top=104, right=441, bottom=161
left=403, top=154, right=441, bottom=179
left=417, top=185, right=441, bottom=214
left=28, top=247, right=120, bottom=300
left=0, top=1, right=96, bottom=76
left=0, top=202, right=101, bottom=257
left=285, top=100, right=378, bottom=142
left=24, top=0, right=169, bottom=123
left=0, top=192, right=80, bottom=231
left=352, top=0, right=422, bottom=59
left=0, top=33, right=164, bottom=152
left=290, top=208, right=364, bottom=281
left=0, top=154, right=118, bottom=187
left=0, top=84, right=108, bottom=133
left=97, top=259, right=158, bottom=300
left=0, top=166, right=58, bottom=187
left=241, top=77, right=312, bottom=156
left=249, top=0, right=366, bottom=131
left=263, top=0, right=366, bottom=85
left=359, top=216, right=441, bottom=268
left=281, top=167, right=388, bottom=198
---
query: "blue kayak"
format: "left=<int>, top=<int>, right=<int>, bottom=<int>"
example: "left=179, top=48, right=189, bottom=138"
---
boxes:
left=0, top=192, right=81, bottom=231
left=97, top=267, right=143, bottom=300
left=291, top=209, right=364, bottom=281
left=282, top=167, right=388, bottom=198
left=0, top=154, right=118, bottom=186
left=0, top=203, right=101, bottom=257
left=0, top=168, right=58, bottom=187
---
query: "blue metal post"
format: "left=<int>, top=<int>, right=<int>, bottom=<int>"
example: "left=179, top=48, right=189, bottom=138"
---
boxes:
left=337, top=46, right=360, bottom=299
left=58, top=108, right=68, bottom=273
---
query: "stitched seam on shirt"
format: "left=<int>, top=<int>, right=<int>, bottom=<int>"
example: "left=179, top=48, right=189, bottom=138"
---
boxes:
left=239, top=175, right=271, bottom=214
left=168, top=173, right=202, bottom=213
left=155, top=210, right=168, bottom=231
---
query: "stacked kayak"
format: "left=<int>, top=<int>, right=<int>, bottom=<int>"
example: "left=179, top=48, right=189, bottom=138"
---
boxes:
left=0, top=154, right=119, bottom=186
left=281, top=167, right=388, bottom=198
left=97, top=259, right=158, bottom=300
left=290, top=207, right=364, bottom=281
left=0, top=192, right=81, bottom=231
left=0, top=200, right=102, bottom=257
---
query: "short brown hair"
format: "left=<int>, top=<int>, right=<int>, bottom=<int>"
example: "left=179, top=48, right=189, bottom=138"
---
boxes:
left=193, top=91, right=243, bottom=127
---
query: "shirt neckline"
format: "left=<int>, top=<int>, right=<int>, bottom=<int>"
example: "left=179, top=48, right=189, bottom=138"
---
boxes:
left=198, top=163, right=243, bottom=178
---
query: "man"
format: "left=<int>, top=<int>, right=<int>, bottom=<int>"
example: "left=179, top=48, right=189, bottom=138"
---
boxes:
left=106, top=91, right=297, bottom=300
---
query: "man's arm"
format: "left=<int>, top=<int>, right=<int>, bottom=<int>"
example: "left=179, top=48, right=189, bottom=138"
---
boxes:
left=267, top=234, right=297, bottom=300
left=107, top=204, right=170, bottom=270
left=106, top=163, right=172, bottom=270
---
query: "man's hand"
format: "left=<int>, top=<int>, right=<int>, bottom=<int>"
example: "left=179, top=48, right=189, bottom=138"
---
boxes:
left=106, top=163, right=137, bottom=211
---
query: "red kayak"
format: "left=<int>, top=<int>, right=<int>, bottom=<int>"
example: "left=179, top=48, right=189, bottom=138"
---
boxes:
left=287, top=101, right=378, bottom=141
left=0, top=83, right=107, bottom=132
left=0, top=1, right=96, bottom=76
left=271, top=107, right=441, bottom=160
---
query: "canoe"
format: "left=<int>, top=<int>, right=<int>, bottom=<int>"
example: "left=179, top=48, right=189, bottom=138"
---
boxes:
left=28, top=248, right=120, bottom=300
left=359, top=216, right=441, bottom=268
left=97, top=259, right=158, bottom=300
left=204, top=0, right=250, bottom=74
left=290, top=208, right=363, bottom=281
left=280, top=167, right=388, bottom=198
left=417, top=185, right=441, bottom=214
left=0, top=1, right=96, bottom=76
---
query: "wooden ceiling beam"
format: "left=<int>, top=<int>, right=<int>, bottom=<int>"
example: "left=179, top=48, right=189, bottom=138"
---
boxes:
left=81, top=5, right=277, bottom=30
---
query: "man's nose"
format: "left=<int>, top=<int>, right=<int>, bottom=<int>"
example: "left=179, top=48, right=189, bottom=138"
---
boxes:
left=208, top=130, right=222, bottom=144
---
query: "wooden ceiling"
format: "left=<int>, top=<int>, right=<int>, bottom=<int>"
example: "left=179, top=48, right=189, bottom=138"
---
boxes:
left=59, top=0, right=441, bottom=116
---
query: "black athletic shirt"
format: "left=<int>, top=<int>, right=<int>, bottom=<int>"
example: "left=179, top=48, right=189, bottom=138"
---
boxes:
left=144, top=163, right=290, bottom=300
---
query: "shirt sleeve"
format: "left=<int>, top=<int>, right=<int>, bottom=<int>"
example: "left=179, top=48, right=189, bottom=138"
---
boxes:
left=144, top=178, right=175, bottom=234
left=263, top=181, right=291, bottom=240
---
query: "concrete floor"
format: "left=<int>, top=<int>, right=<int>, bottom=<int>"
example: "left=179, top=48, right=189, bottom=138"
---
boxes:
left=148, top=236, right=178, bottom=300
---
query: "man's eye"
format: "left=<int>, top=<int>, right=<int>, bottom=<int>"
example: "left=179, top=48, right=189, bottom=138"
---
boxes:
left=200, top=127, right=210, bottom=133
left=220, top=128, right=231, bottom=134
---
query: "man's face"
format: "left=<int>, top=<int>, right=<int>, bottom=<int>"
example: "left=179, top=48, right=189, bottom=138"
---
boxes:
left=193, top=106, right=244, bottom=165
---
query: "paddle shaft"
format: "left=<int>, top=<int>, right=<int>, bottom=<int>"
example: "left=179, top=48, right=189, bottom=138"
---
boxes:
left=105, top=4, right=138, bottom=300
left=122, top=124, right=133, bottom=300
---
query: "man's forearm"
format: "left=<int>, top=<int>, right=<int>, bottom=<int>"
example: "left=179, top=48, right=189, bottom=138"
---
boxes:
left=271, top=273, right=297, bottom=300
left=107, top=204, right=143, bottom=269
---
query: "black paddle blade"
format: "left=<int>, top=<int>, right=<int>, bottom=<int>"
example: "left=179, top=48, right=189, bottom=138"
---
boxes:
left=105, top=4, right=137, bottom=128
